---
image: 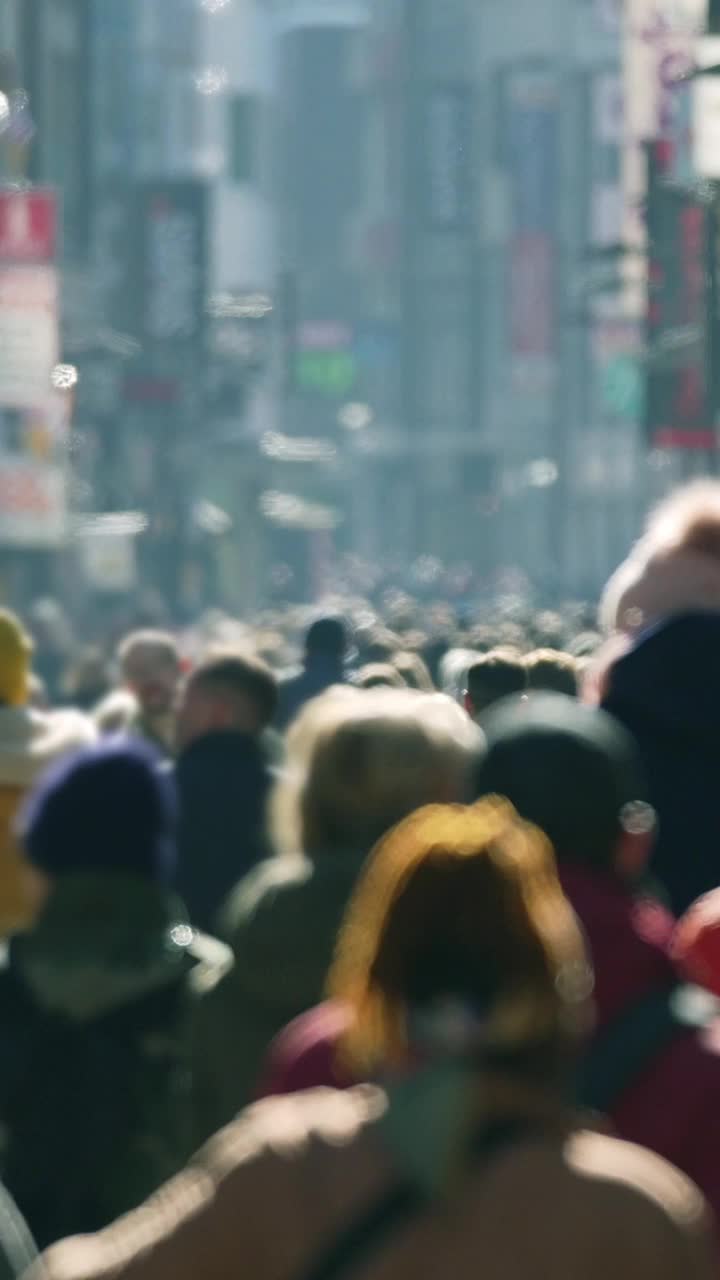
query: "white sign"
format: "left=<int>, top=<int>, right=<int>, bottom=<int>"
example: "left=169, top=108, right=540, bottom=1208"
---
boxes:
left=0, top=266, right=58, bottom=408
left=80, top=533, right=137, bottom=593
left=0, top=456, right=66, bottom=547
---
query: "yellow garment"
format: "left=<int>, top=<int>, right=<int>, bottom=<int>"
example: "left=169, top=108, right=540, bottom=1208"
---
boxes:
left=0, top=611, right=32, bottom=708
left=0, top=783, right=34, bottom=934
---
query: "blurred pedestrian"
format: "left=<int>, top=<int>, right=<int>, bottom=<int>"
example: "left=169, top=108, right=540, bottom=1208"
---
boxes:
left=0, top=610, right=95, bottom=936
left=525, top=649, right=579, bottom=698
left=191, top=688, right=481, bottom=1141
left=601, top=480, right=720, bottom=636
left=96, top=631, right=182, bottom=756
left=464, top=649, right=527, bottom=722
left=602, top=613, right=720, bottom=913
left=30, top=801, right=715, bottom=1280
left=276, top=614, right=349, bottom=730
left=474, top=693, right=720, bottom=1229
left=0, top=740, right=231, bottom=1248
left=174, top=652, right=278, bottom=933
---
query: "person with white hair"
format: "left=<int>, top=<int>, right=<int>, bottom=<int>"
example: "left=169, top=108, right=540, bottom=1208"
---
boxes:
left=190, top=687, right=482, bottom=1143
left=601, top=480, right=720, bottom=636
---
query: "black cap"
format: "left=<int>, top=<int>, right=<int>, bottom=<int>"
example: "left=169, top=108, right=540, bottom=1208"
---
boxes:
left=474, top=693, right=648, bottom=868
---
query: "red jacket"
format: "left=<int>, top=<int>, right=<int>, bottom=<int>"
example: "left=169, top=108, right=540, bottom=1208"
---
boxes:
left=261, top=866, right=720, bottom=1231
left=561, top=866, right=720, bottom=1227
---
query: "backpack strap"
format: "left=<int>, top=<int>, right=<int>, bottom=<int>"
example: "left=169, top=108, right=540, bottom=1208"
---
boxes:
left=297, top=1118, right=533, bottom=1280
left=578, top=984, right=719, bottom=1113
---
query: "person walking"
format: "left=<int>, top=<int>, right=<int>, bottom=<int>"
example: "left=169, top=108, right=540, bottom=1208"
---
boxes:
left=29, top=801, right=715, bottom=1280
left=0, top=740, right=231, bottom=1248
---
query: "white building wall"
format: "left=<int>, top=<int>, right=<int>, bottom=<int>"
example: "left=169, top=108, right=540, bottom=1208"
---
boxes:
left=196, top=0, right=276, bottom=293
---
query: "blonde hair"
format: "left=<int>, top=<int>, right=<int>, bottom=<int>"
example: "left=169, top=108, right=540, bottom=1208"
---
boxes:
left=271, top=688, right=482, bottom=860
left=329, top=799, right=590, bottom=1075
left=525, top=649, right=578, bottom=698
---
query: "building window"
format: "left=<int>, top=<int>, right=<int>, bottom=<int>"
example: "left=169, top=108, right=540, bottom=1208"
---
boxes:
left=229, top=95, right=256, bottom=183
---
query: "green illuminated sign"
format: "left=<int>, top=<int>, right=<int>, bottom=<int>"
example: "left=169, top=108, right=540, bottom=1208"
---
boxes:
left=295, top=351, right=357, bottom=397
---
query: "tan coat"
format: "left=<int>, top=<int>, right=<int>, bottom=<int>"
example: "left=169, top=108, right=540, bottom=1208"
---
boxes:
left=31, top=1086, right=715, bottom=1280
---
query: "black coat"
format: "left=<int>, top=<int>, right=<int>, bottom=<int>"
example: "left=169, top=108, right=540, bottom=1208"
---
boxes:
left=603, top=612, right=720, bottom=914
left=175, top=731, right=273, bottom=933
left=276, top=658, right=346, bottom=730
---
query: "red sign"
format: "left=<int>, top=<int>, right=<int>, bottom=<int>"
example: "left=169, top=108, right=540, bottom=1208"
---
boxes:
left=0, top=189, right=58, bottom=263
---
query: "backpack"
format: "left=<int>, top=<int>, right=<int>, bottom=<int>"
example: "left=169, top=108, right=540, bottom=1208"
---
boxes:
left=578, top=982, right=719, bottom=1112
left=0, top=967, right=194, bottom=1248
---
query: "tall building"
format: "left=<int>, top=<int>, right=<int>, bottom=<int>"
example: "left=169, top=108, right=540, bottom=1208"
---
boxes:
left=356, top=0, right=635, bottom=599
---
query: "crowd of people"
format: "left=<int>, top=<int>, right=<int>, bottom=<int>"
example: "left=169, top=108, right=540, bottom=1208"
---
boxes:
left=1, top=480, right=720, bottom=1275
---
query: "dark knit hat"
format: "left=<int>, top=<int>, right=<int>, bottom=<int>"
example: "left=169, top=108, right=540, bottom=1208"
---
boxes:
left=20, top=738, right=177, bottom=882
left=305, top=614, right=349, bottom=659
left=474, top=693, right=648, bottom=869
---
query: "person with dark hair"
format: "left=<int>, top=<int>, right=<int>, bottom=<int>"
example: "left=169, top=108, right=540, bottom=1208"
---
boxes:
left=0, top=740, right=230, bottom=1248
left=464, top=648, right=527, bottom=721
left=30, top=802, right=715, bottom=1280
left=174, top=652, right=278, bottom=932
left=276, top=614, right=350, bottom=730
left=473, top=693, right=720, bottom=1230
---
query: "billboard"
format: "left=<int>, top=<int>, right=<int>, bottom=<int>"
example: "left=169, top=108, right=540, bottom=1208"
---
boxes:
left=127, top=181, right=208, bottom=358
left=0, top=455, right=66, bottom=548
left=0, top=266, right=58, bottom=409
left=0, top=189, right=58, bottom=263
left=645, top=141, right=714, bottom=447
left=501, top=66, right=560, bottom=394
left=421, top=86, right=472, bottom=231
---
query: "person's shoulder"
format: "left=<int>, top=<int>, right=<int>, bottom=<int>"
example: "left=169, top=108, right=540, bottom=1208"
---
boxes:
left=206, top=1086, right=385, bottom=1177
left=566, top=1127, right=710, bottom=1236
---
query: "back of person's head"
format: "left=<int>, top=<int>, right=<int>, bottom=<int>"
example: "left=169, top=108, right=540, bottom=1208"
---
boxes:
left=178, top=650, right=278, bottom=748
left=525, top=649, right=578, bottom=698
left=329, top=799, right=590, bottom=1077
left=392, top=650, right=434, bottom=692
left=273, top=688, right=482, bottom=859
left=355, top=663, right=407, bottom=691
left=304, top=614, right=348, bottom=663
left=0, top=609, right=32, bottom=707
left=466, top=649, right=527, bottom=718
left=601, top=480, right=720, bottom=634
left=118, top=629, right=179, bottom=680
left=358, top=628, right=402, bottom=665
left=20, top=738, right=177, bottom=884
left=474, top=694, right=652, bottom=874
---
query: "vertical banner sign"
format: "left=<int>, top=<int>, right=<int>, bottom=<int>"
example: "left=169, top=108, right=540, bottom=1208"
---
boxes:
left=0, top=187, right=65, bottom=547
left=645, top=141, right=714, bottom=448
left=135, top=181, right=208, bottom=357
left=502, top=66, right=560, bottom=395
left=421, top=85, right=472, bottom=231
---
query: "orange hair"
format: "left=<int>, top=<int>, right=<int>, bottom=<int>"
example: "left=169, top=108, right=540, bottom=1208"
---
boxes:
left=328, top=798, right=590, bottom=1075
